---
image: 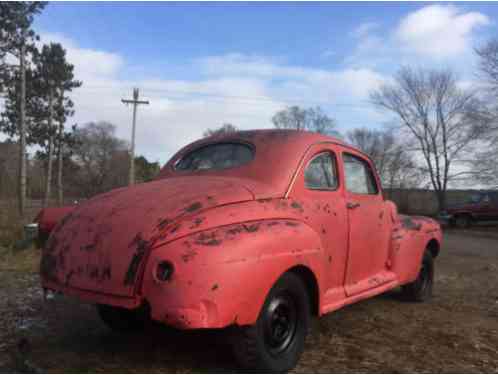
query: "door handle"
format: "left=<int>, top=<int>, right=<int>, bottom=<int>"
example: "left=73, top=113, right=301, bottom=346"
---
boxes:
left=347, top=202, right=361, bottom=209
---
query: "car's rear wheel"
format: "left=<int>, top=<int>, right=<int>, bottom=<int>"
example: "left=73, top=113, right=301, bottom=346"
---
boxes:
left=231, top=272, right=310, bottom=372
left=97, top=304, right=149, bottom=332
left=401, top=250, right=434, bottom=302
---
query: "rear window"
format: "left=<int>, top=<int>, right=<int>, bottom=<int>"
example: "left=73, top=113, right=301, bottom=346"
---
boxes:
left=175, top=142, right=254, bottom=172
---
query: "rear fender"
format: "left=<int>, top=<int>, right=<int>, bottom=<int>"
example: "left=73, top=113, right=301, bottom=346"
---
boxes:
left=141, top=219, right=325, bottom=328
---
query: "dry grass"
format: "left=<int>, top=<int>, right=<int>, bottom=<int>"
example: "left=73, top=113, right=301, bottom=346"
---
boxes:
left=0, top=245, right=40, bottom=274
left=0, top=201, right=25, bottom=249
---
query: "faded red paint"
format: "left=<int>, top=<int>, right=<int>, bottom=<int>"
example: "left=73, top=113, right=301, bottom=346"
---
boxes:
left=39, top=129, right=442, bottom=329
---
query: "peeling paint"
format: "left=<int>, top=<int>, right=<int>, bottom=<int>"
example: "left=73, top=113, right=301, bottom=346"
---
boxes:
left=195, top=232, right=221, bottom=246
left=285, top=221, right=299, bottom=227
left=185, top=202, right=202, bottom=213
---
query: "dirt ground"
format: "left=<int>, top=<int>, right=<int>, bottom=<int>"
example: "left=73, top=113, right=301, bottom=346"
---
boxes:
left=1, top=230, right=497, bottom=373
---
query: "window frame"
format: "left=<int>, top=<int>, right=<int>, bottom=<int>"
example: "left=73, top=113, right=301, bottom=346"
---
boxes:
left=173, top=141, right=255, bottom=173
left=303, top=151, right=340, bottom=192
left=342, top=152, right=379, bottom=196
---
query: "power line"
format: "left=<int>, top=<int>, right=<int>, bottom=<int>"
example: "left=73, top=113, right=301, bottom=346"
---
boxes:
left=79, top=84, right=373, bottom=109
left=121, top=88, right=149, bottom=186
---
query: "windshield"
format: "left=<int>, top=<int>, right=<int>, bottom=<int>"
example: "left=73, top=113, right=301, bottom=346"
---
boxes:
left=175, top=142, right=254, bottom=172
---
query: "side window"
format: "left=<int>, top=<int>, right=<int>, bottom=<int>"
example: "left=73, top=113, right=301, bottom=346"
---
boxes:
left=304, top=152, right=338, bottom=190
left=343, top=154, right=378, bottom=195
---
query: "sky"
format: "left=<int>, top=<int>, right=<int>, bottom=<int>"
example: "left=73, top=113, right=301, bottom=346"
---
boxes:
left=6, top=2, right=498, bottom=164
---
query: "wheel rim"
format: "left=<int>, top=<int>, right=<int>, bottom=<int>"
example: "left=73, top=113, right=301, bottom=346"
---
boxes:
left=263, top=293, right=298, bottom=355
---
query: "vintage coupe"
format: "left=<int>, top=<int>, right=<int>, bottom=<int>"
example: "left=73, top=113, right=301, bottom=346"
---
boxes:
left=39, top=130, right=442, bottom=372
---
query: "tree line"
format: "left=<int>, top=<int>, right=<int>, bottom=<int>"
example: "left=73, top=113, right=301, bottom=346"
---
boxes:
left=2, top=3, right=498, bottom=216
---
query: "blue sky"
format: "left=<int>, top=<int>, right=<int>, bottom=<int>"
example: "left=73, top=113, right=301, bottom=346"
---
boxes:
left=23, top=2, right=498, bottom=163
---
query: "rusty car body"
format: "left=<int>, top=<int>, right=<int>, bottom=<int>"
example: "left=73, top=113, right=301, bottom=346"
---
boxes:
left=39, top=129, right=442, bottom=371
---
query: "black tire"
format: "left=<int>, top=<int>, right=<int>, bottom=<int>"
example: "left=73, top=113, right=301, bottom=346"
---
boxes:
left=97, top=304, right=149, bottom=332
left=401, top=251, right=434, bottom=302
left=455, top=214, right=472, bottom=229
left=231, top=272, right=310, bottom=372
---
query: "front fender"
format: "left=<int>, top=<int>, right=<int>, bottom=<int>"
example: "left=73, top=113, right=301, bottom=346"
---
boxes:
left=140, top=219, right=325, bottom=329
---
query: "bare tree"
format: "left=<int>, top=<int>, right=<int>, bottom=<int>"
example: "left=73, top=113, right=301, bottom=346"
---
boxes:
left=70, top=122, right=129, bottom=198
left=370, top=67, right=492, bottom=210
left=347, top=127, right=421, bottom=190
left=203, top=123, right=238, bottom=137
left=272, top=106, right=339, bottom=136
left=476, top=39, right=498, bottom=96
left=473, top=39, right=498, bottom=188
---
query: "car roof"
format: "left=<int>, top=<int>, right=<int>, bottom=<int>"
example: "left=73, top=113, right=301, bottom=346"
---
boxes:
left=158, top=129, right=373, bottom=198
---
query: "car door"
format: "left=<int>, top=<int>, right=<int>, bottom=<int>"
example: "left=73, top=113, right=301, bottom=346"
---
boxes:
left=340, top=151, right=395, bottom=296
left=289, top=144, right=349, bottom=302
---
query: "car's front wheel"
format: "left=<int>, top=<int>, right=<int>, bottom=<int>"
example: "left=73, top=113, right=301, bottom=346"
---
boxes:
left=231, top=272, right=310, bottom=372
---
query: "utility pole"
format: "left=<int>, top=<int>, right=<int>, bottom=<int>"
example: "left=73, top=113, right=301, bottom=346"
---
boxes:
left=121, top=88, right=149, bottom=186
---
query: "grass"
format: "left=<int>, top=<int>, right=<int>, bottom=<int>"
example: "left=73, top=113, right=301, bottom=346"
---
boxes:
left=0, top=245, right=40, bottom=273
left=0, top=201, right=25, bottom=249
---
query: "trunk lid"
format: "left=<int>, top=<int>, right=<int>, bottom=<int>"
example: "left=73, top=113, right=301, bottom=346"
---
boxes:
left=42, top=176, right=254, bottom=297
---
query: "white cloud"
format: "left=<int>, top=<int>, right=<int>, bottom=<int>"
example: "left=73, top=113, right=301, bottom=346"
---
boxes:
left=21, top=33, right=389, bottom=163
left=39, top=32, right=124, bottom=81
left=395, top=5, right=489, bottom=58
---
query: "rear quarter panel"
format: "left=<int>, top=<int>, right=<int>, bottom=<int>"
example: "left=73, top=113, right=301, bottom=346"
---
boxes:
left=140, top=199, right=326, bottom=328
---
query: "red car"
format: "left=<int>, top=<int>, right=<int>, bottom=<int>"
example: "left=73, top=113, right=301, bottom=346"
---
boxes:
left=40, top=130, right=442, bottom=372
left=440, top=191, right=498, bottom=228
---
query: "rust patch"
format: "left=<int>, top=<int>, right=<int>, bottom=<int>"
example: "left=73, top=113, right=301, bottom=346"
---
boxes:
left=291, top=201, right=304, bottom=213
left=242, top=223, right=260, bottom=233
left=181, top=249, right=198, bottom=263
left=185, top=202, right=202, bottom=213
left=157, top=218, right=171, bottom=230
left=195, top=232, right=221, bottom=246
left=211, top=283, right=219, bottom=291
left=257, top=198, right=272, bottom=204
left=285, top=221, right=299, bottom=227
left=170, top=223, right=181, bottom=234
left=124, top=233, right=150, bottom=285
left=189, top=217, right=205, bottom=229
left=227, top=226, right=243, bottom=236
